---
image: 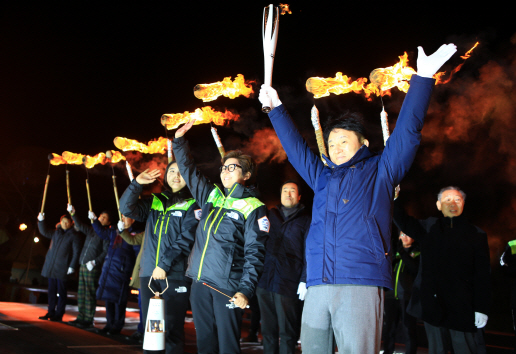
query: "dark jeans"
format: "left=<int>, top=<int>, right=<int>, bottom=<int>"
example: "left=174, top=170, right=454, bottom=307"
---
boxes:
left=47, top=278, right=67, bottom=318
left=424, top=322, right=477, bottom=354
left=256, top=287, right=302, bottom=354
left=382, top=297, right=417, bottom=354
left=105, top=300, right=127, bottom=331
left=138, top=292, right=143, bottom=334
left=141, top=277, right=191, bottom=354
left=190, top=281, right=244, bottom=354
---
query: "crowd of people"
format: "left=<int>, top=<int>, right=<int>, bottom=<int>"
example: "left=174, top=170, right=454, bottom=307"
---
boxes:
left=32, top=43, right=505, bottom=354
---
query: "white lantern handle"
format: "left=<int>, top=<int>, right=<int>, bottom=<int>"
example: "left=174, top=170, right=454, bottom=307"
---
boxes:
left=148, top=277, right=169, bottom=297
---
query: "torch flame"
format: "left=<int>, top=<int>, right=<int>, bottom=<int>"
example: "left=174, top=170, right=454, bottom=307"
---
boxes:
left=114, top=136, right=168, bottom=154
left=50, top=151, right=125, bottom=168
left=161, top=106, right=239, bottom=130
left=307, top=43, right=480, bottom=98
left=279, top=4, right=292, bottom=15
left=194, top=74, right=254, bottom=102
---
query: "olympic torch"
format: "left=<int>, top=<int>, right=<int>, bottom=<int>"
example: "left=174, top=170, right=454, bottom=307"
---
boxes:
left=167, top=139, right=173, bottom=164
left=380, top=106, right=390, bottom=146
left=106, top=150, right=122, bottom=220
left=126, top=161, right=135, bottom=181
left=211, top=127, right=226, bottom=158
left=311, top=105, right=327, bottom=164
left=66, top=168, right=72, bottom=205
left=40, top=154, right=52, bottom=214
left=262, top=4, right=279, bottom=113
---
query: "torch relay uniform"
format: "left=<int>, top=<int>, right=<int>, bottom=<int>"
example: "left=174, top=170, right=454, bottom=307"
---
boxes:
left=70, top=213, right=109, bottom=327
left=92, top=220, right=136, bottom=334
left=267, top=75, right=436, bottom=354
left=173, top=136, right=268, bottom=354
left=257, top=203, right=311, bottom=354
left=500, top=241, right=516, bottom=352
left=393, top=202, right=491, bottom=354
left=37, top=220, right=82, bottom=320
left=119, top=172, right=200, bottom=354
left=382, top=241, right=420, bottom=354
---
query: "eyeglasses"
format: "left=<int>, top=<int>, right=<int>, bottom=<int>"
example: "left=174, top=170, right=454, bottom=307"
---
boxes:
left=219, top=164, right=242, bottom=173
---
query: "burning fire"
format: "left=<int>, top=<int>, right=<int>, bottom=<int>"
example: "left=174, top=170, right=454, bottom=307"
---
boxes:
left=161, top=106, right=239, bottom=130
left=194, top=74, right=254, bottom=102
left=50, top=151, right=125, bottom=168
left=114, top=136, right=168, bottom=154
left=279, top=4, right=292, bottom=15
left=307, top=43, right=479, bottom=99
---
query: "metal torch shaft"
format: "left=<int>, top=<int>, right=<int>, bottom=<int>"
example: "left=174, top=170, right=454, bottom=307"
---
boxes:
left=112, top=175, right=122, bottom=220
left=311, top=105, right=328, bottom=163
left=40, top=175, right=50, bottom=214
left=167, top=139, right=173, bottom=164
left=211, top=127, right=226, bottom=158
left=86, top=179, right=93, bottom=224
left=262, top=4, right=279, bottom=113
left=66, top=170, right=72, bottom=205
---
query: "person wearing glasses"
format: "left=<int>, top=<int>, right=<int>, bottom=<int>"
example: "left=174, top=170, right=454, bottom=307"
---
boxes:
left=173, top=120, right=268, bottom=354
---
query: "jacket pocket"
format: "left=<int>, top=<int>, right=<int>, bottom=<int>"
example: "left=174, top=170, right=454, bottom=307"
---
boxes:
left=223, top=244, right=236, bottom=279
left=365, top=216, right=386, bottom=264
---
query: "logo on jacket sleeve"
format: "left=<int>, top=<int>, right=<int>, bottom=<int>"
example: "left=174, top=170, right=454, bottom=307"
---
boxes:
left=257, top=216, right=270, bottom=232
left=172, top=211, right=183, bottom=217
left=227, top=211, right=239, bottom=220
left=194, top=209, right=202, bottom=221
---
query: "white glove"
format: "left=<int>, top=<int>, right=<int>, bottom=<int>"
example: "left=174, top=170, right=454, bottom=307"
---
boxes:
left=475, top=312, right=488, bottom=328
left=86, top=260, right=95, bottom=271
left=501, top=254, right=506, bottom=266
left=67, top=204, right=75, bottom=214
left=67, top=267, right=74, bottom=275
left=416, top=43, right=457, bottom=78
left=88, top=211, right=97, bottom=221
left=117, top=220, right=125, bottom=232
left=259, top=85, right=283, bottom=111
left=297, top=282, right=307, bottom=301
left=37, top=213, right=45, bottom=221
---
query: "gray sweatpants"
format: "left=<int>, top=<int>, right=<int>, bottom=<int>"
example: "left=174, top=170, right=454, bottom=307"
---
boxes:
left=300, top=284, right=384, bottom=354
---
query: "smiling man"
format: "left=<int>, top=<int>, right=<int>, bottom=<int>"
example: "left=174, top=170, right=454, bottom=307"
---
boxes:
left=393, top=187, right=490, bottom=354
left=259, top=44, right=457, bottom=353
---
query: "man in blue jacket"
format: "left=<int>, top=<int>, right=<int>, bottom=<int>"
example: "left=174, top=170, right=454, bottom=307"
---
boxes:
left=258, top=43, right=457, bottom=353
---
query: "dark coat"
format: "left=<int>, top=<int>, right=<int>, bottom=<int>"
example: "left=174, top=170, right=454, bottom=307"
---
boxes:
left=92, top=220, right=136, bottom=304
left=119, top=180, right=199, bottom=280
left=500, top=242, right=516, bottom=308
left=71, top=213, right=109, bottom=265
left=258, top=205, right=311, bottom=298
left=38, top=221, right=82, bottom=281
left=173, top=136, right=268, bottom=300
left=393, top=201, right=491, bottom=333
left=268, top=75, right=435, bottom=290
left=385, top=242, right=420, bottom=300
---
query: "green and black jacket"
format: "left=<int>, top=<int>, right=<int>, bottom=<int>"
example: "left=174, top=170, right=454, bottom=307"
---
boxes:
left=119, top=181, right=200, bottom=280
left=173, top=136, right=268, bottom=300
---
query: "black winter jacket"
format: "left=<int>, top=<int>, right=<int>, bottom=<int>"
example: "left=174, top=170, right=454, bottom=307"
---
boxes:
left=394, top=201, right=491, bottom=332
left=119, top=180, right=200, bottom=280
left=71, top=213, right=109, bottom=265
left=173, top=136, right=268, bottom=300
left=385, top=243, right=420, bottom=300
left=258, top=204, right=311, bottom=298
left=38, top=221, right=82, bottom=281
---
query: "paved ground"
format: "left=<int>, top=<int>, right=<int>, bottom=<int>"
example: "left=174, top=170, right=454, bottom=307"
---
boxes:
left=0, top=301, right=514, bottom=353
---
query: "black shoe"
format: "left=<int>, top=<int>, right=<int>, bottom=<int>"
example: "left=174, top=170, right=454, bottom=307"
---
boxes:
left=97, top=327, right=110, bottom=334
left=76, top=321, right=94, bottom=329
left=67, top=319, right=82, bottom=326
left=38, top=313, right=52, bottom=320
left=106, top=329, right=121, bottom=335
left=126, top=331, right=143, bottom=342
left=49, top=316, right=63, bottom=322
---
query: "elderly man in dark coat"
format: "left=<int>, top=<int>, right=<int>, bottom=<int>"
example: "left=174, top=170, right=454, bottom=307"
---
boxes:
left=393, top=186, right=491, bottom=354
left=37, top=212, right=82, bottom=321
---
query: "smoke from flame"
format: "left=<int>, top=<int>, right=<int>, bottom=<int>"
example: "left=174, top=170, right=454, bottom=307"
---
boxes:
left=194, top=74, right=254, bottom=102
left=242, top=128, right=287, bottom=164
left=161, top=106, right=239, bottom=130
left=114, top=136, right=168, bottom=154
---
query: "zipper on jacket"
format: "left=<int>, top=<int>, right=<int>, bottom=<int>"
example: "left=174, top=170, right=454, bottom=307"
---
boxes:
left=155, top=213, right=165, bottom=266
left=394, top=259, right=403, bottom=299
left=197, top=184, right=238, bottom=280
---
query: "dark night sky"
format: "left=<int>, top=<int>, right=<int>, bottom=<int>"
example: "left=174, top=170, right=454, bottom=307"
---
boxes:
left=1, top=2, right=516, bottom=265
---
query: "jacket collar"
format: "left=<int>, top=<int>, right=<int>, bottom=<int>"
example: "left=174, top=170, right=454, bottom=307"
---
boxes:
left=322, top=144, right=374, bottom=169
left=221, top=183, right=260, bottom=199
left=276, top=203, right=305, bottom=222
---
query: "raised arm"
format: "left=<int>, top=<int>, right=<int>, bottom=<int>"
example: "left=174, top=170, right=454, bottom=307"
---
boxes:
left=37, top=213, right=54, bottom=239
left=392, top=199, right=428, bottom=242
left=68, top=205, right=91, bottom=235
left=259, top=88, right=325, bottom=191
left=119, top=178, right=154, bottom=223
left=91, top=219, right=115, bottom=242
left=173, top=127, right=215, bottom=206
left=381, top=44, right=457, bottom=185
left=119, top=229, right=144, bottom=246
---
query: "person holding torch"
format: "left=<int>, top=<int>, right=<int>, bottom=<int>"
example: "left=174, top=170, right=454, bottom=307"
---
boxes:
left=173, top=121, right=268, bottom=354
left=259, top=43, right=457, bottom=353
left=119, top=161, right=200, bottom=354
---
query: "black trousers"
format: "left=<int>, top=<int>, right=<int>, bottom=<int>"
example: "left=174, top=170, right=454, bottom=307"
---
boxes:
left=424, top=321, right=477, bottom=354
left=190, top=281, right=244, bottom=354
left=47, top=278, right=67, bottom=318
left=105, top=300, right=127, bottom=331
left=382, top=297, right=418, bottom=354
left=140, top=277, right=191, bottom=354
left=256, top=287, right=302, bottom=354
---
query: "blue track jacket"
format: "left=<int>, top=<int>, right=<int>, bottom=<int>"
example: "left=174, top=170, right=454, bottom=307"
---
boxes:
left=268, top=75, right=435, bottom=289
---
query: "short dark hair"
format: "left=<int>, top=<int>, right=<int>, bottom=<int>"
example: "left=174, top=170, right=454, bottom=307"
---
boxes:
left=99, top=210, right=112, bottom=222
left=222, top=150, right=256, bottom=183
left=323, top=111, right=367, bottom=150
left=60, top=215, right=73, bottom=223
left=280, top=180, right=302, bottom=195
left=437, top=186, right=467, bottom=201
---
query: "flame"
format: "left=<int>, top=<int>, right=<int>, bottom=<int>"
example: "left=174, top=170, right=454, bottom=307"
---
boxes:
left=50, top=150, right=125, bottom=168
left=114, top=136, right=168, bottom=154
left=307, top=43, right=480, bottom=98
left=194, top=74, right=254, bottom=102
left=161, top=106, right=239, bottom=130
left=279, top=4, right=292, bottom=15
